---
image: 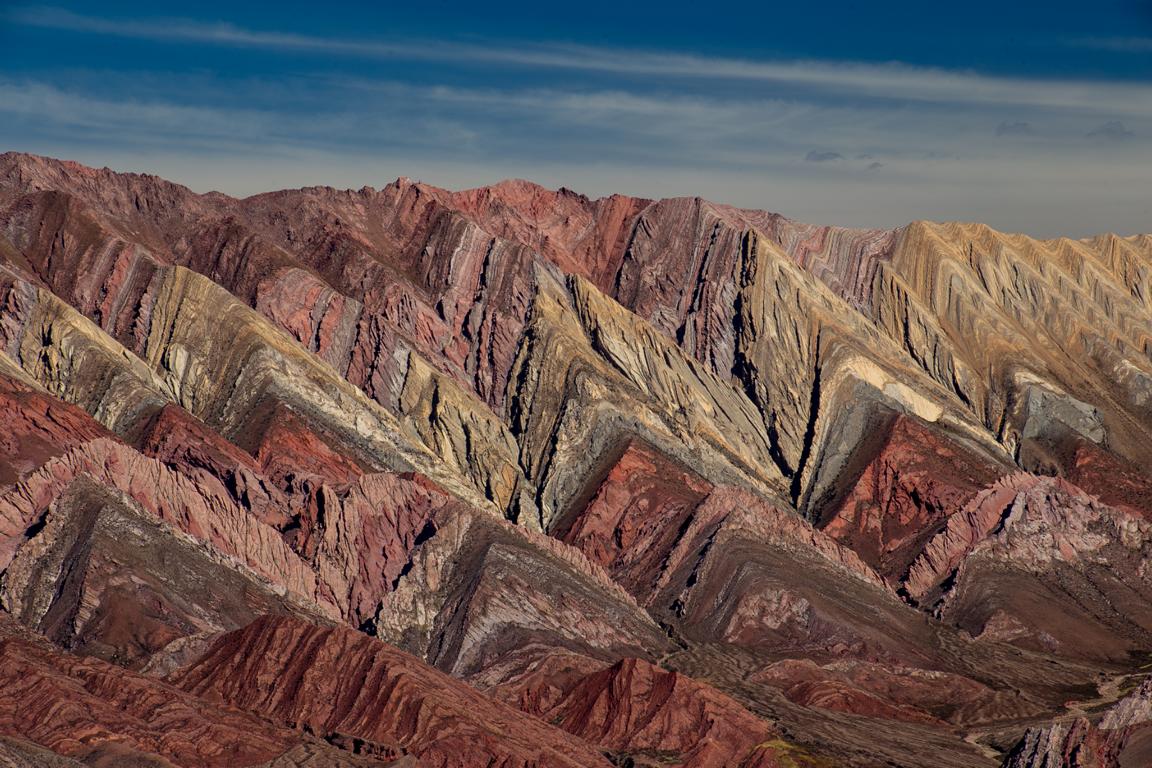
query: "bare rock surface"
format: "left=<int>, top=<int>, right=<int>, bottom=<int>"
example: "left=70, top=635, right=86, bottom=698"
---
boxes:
left=171, top=615, right=616, bottom=768
left=0, top=622, right=385, bottom=767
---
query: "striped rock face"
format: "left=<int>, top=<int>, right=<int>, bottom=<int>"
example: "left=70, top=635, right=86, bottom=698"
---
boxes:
left=1, top=151, right=1152, bottom=767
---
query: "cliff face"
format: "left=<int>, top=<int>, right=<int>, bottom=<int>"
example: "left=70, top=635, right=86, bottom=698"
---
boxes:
left=1, top=152, right=1151, bottom=767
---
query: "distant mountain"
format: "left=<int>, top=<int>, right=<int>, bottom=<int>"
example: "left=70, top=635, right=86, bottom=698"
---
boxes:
left=1, top=151, right=1151, bottom=767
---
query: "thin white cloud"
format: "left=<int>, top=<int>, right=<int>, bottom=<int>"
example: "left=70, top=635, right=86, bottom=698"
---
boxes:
left=0, top=80, right=270, bottom=135
left=805, top=151, right=844, bottom=162
left=10, top=6, right=1152, bottom=118
left=1073, top=37, right=1152, bottom=53
left=0, top=79, right=484, bottom=157
left=1087, top=120, right=1135, bottom=140
left=1, top=75, right=1146, bottom=167
left=996, top=121, right=1036, bottom=137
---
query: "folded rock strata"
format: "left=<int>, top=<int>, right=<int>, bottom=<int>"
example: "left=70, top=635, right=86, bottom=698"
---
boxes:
left=1, top=153, right=1152, bottom=767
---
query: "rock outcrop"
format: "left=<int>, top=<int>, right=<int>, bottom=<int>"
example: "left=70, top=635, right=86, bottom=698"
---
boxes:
left=171, top=615, right=617, bottom=768
left=0, top=617, right=381, bottom=767
left=491, top=654, right=792, bottom=768
left=1004, top=679, right=1152, bottom=768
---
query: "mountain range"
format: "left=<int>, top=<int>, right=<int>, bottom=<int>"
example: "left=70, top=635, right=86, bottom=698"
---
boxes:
left=1, top=152, right=1152, bottom=767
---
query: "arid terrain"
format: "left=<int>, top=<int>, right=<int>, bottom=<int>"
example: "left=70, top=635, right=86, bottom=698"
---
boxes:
left=2, top=152, right=1152, bottom=767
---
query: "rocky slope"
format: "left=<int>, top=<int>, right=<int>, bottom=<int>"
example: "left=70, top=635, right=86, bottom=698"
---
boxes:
left=0, top=151, right=1150, bottom=766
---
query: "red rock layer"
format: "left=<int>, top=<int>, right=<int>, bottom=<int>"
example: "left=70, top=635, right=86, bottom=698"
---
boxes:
left=902, top=473, right=1044, bottom=603
left=497, top=654, right=784, bottom=768
left=753, top=658, right=1040, bottom=727
left=1063, top=438, right=1152, bottom=520
left=817, top=414, right=1006, bottom=583
left=137, top=403, right=260, bottom=479
left=438, top=180, right=650, bottom=291
left=250, top=401, right=366, bottom=487
left=553, top=439, right=713, bottom=601
left=660, top=487, right=941, bottom=664
left=134, top=398, right=442, bottom=624
left=0, top=630, right=300, bottom=766
left=171, top=615, right=615, bottom=768
left=134, top=403, right=288, bottom=527
left=0, top=377, right=113, bottom=486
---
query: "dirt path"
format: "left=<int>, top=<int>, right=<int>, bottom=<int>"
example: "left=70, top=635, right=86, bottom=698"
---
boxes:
left=962, top=669, right=1152, bottom=763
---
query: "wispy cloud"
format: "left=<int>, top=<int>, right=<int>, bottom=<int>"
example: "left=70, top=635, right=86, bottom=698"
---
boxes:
left=3, top=72, right=1145, bottom=183
left=0, top=76, right=871, bottom=171
left=996, top=121, right=1035, bottom=136
left=1087, top=120, right=1135, bottom=140
left=0, top=79, right=483, bottom=157
left=805, top=151, right=843, bottom=162
left=10, top=6, right=1152, bottom=118
left=0, top=80, right=268, bottom=135
left=1072, top=37, right=1152, bottom=53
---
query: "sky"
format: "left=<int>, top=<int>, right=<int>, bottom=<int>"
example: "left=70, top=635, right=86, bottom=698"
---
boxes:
left=1, top=2, right=1150, bottom=237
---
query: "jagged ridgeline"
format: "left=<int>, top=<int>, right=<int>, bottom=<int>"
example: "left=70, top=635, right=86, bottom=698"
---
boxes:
left=1, top=151, right=1151, bottom=768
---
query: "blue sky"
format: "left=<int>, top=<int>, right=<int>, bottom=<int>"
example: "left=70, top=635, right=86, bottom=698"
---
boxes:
left=1, top=2, right=1150, bottom=236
